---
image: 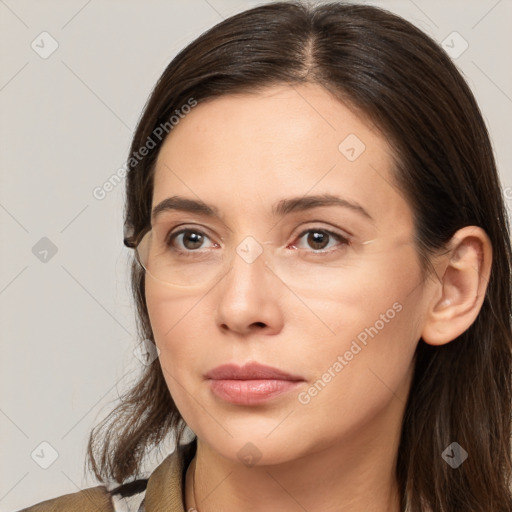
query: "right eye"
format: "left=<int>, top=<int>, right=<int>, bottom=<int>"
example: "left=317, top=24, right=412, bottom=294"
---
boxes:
left=167, top=228, right=218, bottom=252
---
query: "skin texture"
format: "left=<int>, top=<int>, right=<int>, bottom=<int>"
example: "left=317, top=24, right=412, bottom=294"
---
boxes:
left=144, top=83, right=492, bottom=512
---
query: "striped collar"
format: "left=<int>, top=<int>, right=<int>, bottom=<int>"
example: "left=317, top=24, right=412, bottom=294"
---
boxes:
left=109, top=439, right=197, bottom=512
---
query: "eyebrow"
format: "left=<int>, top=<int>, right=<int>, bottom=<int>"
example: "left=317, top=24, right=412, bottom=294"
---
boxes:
left=151, top=194, right=373, bottom=222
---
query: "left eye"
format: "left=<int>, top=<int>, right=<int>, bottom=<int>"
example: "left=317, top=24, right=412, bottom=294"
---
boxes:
left=293, top=228, right=350, bottom=252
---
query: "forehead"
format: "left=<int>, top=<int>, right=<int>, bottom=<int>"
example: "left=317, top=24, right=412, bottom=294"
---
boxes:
left=151, top=83, right=410, bottom=229
left=155, top=83, right=386, bottom=170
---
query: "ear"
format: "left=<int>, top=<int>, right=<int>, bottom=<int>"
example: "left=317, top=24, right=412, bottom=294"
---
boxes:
left=421, top=226, right=492, bottom=346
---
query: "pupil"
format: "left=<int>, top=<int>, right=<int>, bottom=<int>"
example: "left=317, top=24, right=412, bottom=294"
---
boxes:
left=183, top=231, right=203, bottom=250
left=308, top=231, right=328, bottom=250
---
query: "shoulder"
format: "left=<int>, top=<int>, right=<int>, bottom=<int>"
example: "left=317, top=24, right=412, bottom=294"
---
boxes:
left=18, top=439, right=197, bottom=512
left=17, top=485, right=114, bottom=512
left=17, top=481, right=150, bottom=512
left=17, top=482, right=148, bottom=512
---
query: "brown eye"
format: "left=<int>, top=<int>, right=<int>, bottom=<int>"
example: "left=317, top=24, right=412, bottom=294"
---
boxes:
left=306, top=231, right=330, bottom=250
left=293, top=228, right=350, bottom=253
left=168, top=229, right=212, bottom=251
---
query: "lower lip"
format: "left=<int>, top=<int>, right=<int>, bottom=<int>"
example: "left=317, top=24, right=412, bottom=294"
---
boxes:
left=209, top=379, right=302, bottom=405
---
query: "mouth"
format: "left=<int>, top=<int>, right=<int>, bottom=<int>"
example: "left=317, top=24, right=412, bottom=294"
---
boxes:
left=205, top=362, right=305, bottom=406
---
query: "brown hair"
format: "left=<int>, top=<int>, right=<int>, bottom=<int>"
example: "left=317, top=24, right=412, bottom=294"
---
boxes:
left=86, top=2, right=512, bottom=510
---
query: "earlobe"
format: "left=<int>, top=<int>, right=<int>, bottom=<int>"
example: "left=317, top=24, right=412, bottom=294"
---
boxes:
left=421, top=226, right=492, bottom=346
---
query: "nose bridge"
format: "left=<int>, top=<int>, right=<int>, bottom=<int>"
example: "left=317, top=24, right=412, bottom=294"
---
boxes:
left=223, top=234, right=271, bottom=283
left=233, top=234, right=268, bottom=265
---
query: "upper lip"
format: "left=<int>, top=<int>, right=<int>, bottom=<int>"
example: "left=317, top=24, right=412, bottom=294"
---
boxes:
left=205, top=362, right=304, bottom=381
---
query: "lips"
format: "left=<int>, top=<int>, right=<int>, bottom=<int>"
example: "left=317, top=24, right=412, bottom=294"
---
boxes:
left=205, top=362, right=305, bottom=405
left=205, top=362, right=304, bottom=381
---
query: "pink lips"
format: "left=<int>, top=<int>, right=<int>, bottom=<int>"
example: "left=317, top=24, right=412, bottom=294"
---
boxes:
left=205, top=362, right=305, bottom=405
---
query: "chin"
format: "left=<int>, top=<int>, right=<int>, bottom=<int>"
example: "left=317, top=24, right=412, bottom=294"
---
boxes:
left=193, top=422, right=316, bottom=468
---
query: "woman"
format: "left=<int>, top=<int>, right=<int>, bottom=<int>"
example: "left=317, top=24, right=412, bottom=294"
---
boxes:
left=20, top=1, right=512, bottom=511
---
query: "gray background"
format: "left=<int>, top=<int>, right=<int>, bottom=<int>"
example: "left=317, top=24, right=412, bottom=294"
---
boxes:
left=1, top=0, right=511, bottom=510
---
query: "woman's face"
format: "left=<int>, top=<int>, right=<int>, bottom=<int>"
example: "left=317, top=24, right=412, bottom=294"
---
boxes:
left=145, top=83, right=431, bottom=465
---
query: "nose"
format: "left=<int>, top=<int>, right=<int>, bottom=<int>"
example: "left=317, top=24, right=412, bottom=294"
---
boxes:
left=214, top=243, right=284, bottom=336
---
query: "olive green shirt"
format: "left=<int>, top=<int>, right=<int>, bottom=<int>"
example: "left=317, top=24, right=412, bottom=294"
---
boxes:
left=18, top=440, right=197, bottom=512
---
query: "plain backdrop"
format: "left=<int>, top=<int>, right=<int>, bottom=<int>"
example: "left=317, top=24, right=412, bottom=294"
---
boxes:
left=1, top=0, right=511, bottom=510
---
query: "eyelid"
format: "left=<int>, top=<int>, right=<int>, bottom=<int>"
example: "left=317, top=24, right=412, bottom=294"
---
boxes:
left=293, top=221, right=353, bottom=242
left=166, top=223, right=221, bottom=243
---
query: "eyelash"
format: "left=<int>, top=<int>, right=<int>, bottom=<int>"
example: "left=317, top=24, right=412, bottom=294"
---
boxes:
left=166, top=226, right=351, bottom=256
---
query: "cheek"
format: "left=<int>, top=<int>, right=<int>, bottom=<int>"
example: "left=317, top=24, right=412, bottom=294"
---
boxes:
left=145, top=280, right=205, bottom=380
left=293, top=248, right=423, bottom=398
left=145, top=283, right=211, bottom=426
left=300, top=244, right=422, bottom=338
